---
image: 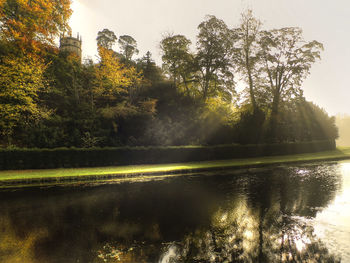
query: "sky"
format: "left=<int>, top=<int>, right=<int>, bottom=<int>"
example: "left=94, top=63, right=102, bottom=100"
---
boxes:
left=70, top=0, right=350, bottom=116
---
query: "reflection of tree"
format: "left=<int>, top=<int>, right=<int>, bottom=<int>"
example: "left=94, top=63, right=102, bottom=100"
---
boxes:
left=0, top=213, right=48, bottom=263
left=159, top=202, right=340, bottom=263
left=156, top=164, right=342, bottom=262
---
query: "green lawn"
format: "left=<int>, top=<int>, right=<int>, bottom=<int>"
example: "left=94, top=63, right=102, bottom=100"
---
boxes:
left=1, top=147, right=350, bottom=185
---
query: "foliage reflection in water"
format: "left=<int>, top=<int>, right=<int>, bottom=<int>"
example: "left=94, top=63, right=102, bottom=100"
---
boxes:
left=0, top=161, right=349, bottom=262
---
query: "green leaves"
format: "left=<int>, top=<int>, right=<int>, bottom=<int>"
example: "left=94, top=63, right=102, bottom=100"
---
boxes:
left=259, top=26, right=323, bottom=97
left=160, top=16, right=235, bottom=100
left=196, top=15, right=235, bottom=99
left=160, top=34, right=192, bottom=81
left=0, top=54, right=49, bottom=139
left=96, top=28, right=117, bottom=50
left=118, top=35, right=139, bottom=61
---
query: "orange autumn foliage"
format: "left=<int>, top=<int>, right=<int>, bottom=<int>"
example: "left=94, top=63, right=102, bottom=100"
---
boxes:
left=0, top=0, right=72, bottom=51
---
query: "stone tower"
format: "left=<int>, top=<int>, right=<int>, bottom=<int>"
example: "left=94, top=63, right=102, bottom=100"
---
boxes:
left=59, top=32, right=82, bottom=59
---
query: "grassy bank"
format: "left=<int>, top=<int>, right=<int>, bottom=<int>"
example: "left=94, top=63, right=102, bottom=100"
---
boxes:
left=0, top=147, right=350, bottom=187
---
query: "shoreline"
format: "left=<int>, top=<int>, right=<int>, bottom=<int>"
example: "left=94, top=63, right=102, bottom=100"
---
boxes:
left=1, top=147, right=350, bottom=188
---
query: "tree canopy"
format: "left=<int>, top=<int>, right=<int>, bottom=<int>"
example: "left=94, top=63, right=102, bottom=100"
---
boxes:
left=196, top=15, right=235, bottom=100
left=0, top=0, right=72, bottom=51
left=0, top=54, right=48, bottom=143
left=118, top=35, right=139, bottom=61
left=160, top=34, right=193, bottom=94
left=258, top=27, right=323, bottom=137
left=232, top=9, right=262, bottom=112
left=96, top=28, right=117, bottom=50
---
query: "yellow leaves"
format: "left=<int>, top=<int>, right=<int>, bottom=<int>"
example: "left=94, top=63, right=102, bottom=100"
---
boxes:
left=100, top=103, right=138, bottom=120
left=203, top=97, right=238, bottom=123
left=0, top=54, right=48, bottom=134
left=94, top=48, right=153, bottom=119
left=94, top=46, right=143, bottom=100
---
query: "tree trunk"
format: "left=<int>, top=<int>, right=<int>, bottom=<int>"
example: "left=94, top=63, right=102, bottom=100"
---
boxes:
left=203, top=83, right=208, bottom=100
left=203, top=66, right=210, bottom=100
left=246, top=52, right=257, bottom=112
left=181, top=74, right=190, bottom=97
left=269, top=90, right=280, bottom=141
left=248, top=70, right=257, bottom=112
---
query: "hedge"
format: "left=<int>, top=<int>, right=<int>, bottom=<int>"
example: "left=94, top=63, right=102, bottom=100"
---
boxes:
left=0, top=140, right=336, bottom=170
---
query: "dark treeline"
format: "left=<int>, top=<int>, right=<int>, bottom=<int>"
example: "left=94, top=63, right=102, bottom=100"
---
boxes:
left=0, top=2, right=337, bottom=148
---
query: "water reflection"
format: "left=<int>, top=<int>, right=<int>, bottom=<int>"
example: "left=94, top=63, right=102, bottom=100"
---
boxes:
left=0, top=213, right=48, bottom=263
left=313, top=161, right=350, bottom=262
left=0, top=161, right=348, bottom=262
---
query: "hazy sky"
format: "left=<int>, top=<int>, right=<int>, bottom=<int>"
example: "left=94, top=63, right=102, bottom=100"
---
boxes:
left=70, top=0, right=350, bottom=116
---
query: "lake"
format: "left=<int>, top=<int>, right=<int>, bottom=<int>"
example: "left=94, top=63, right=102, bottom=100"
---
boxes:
left=0, top=160, right=349, bottom=263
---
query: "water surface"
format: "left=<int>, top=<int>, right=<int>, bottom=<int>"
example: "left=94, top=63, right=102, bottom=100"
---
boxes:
left=0, top=161, right=349, bottom=262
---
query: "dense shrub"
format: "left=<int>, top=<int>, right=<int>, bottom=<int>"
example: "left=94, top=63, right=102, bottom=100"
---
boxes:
left=0, top=140, right=335, bottom=170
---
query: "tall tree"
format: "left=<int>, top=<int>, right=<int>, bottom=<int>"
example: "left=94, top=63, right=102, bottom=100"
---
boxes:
left=233, top=10, right=262, bottom=112
left=118, top=35, right=139, bottom=61
left=137, top=51, right=163, bottom=84
left=0, top=0, right=72, bottom=51
left=94, top=46, right=142, bottom=106
left=96, top=29, right=117, bottom=50
left=160, top=34, right=194, bottom=95
left=258, top=27, right=323, bottom=139
left=196, top=15, right=235, bottom=100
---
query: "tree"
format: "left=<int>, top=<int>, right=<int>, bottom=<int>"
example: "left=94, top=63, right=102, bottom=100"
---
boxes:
left=94, top=46, right=143, bottom=106
left=44, top=51, right=84, bottom=110
left=196, top=15, right=235, bottom=100
left=0, top=54, right=49, bottom=145
left=0, top=0, right=72, bottom=51
left=81, top=59, right=96, bottom=110
left=137, top=51, right=163, bottom=84
left=160, top=34, right=195, bottom=95
left=233, top=10, right=262, bottom=112
left=96, top=28, right=117, bottom=50
left=118, top=35, right=139, bottom=61
left=95, top=47, right=131, bottom=101
left=258, top=27, right=323, bottom=139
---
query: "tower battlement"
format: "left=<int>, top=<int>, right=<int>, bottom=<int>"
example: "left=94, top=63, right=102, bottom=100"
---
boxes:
left=59, top=33, right=82, bottom=59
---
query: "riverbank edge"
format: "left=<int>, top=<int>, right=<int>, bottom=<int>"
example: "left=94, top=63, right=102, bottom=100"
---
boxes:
left=1, top=147, right=350, bottom=188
